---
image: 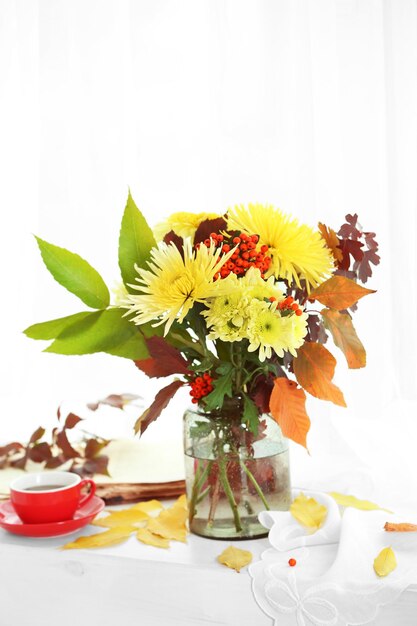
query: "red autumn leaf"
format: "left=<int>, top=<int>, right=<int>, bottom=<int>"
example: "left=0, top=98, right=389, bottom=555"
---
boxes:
left=45, top=455, right=67, bottom=469
left=28, top=442, right=53, bottom=463
left=193, top=216, right=227, bottom=246
left=29, top=426, right=45, bottom=444
left=72, top=455, right=110, bottom=477
left=135, top=380, right=185, bottom=435
left=310, top=275, right=375, bottom=310
left=270, top=378, right=311, bottom=449
left=353, top=248, right=381, bottom=283
left=293, top=342, right=346, bottom=407
left=64, top=413, right=83, bottom=429
left=306, top=314, right=328, bottom=344
left=135, top=336, right=189, bottom=378
left=11, top=455, right=28, bottom=469
left=251, top=377, right=274, bottom=414
left=337, top=238, right=364, bottom=271
left=338, top=213, right=362, bottom=240
left=84, top=438, right=110, bottom=459
left=322, top=309, right=366, bottom=369
left=87, top=393, right=141, bottom=411
left=56, top=430, right=79, bottom=459
left=0, top=442, right=24, bottom=457
left=163, top=230, right=184, bottom=255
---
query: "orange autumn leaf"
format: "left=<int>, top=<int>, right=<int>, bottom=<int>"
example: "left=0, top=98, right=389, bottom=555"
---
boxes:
left=293, top=342, right=346, bottom=407
left=310, top=275, right=375, bottom=310
left=322, top=308, right=366, bottom=369
left=384, top=522, right=417, bottom=532
left=270, top=378, right=310, bottom=448
left=318, top=223, right=343, bottom=264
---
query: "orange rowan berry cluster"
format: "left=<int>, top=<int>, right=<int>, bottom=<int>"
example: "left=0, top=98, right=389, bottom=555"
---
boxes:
left=189, top=373, right=214, bottom=404
left=269, top=295, right=303, bottom=316
left=198, top=231, right=272, bottom=279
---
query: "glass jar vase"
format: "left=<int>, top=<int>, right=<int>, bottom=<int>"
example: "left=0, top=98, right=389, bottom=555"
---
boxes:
left=183, top=398, right=291, bottom=540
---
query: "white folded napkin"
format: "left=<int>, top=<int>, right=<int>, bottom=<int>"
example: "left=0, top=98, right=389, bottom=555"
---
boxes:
left=249, top=489, right=417, bottom=626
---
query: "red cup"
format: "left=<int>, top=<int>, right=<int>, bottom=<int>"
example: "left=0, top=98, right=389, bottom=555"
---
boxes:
left=10, top=471, right=96, bottom=524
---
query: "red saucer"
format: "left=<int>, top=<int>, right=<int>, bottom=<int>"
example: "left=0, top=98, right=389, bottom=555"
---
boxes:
left=0, top=495, right=105, bottom=537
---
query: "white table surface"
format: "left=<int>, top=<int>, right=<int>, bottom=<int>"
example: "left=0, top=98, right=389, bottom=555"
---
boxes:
left=2, top=518, right=417, bottom=626
left=0, top=519, right=273, bottom=626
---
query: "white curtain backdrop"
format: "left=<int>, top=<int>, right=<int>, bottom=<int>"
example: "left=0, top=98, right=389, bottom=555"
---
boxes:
left=0, top=0, right=416, bottom=506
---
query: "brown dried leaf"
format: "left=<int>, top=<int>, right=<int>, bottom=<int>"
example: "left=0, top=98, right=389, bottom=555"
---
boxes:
left=87, top=393, right=141, bottom=411
left=64, top=413, right=83, bottom=429
left=29, top=427, right=45, bottom=444
left=27, top=442, right=53, bottom=463
left=84, top=438, right=110, bottom=459
left=134, top=380, right=184, bottom=435
left=56, top=430, right=79, bottom=459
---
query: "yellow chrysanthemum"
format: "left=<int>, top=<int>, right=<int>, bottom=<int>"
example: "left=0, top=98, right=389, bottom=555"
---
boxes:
left=228, top=203, right=334, bottom=289
left=154, top=211, right=221, bottom=241
left=246, top=300, right=308, bottom=361
left=122, top=239, right=234, bottom=335
left=202, top=268, right=284, bottom=343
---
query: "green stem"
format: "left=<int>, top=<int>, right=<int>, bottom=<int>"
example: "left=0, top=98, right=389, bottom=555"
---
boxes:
left=218, top=456, right=242, bottom=532
left=240, top=460, right=270, bottom=511
left=196, top=485, right=210, bottom=505
left=189, top=460, right=212, bottom=523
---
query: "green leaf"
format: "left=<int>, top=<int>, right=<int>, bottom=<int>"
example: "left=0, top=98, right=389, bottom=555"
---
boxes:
left=35, top=237, right=110, bottom=309
left=189, top=420, right=213, bottom=439
left=24, top=312, right=92, bottom=340
left=44, top=309, right=149, bottom=359
left=204, top=364, right=234, bottom=411
left=243, top=395, right=259, bottom=435
left=118, top=191, right=156, bottom=293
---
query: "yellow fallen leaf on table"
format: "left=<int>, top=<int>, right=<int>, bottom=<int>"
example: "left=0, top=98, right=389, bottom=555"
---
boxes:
left=217, top=546, right=253, bottom=573
left=62, top=526, right=134, bottom=550
left=132, top=499, right=163, bottom=515
left=373, top=547, right=397, bottom=577
left=329, top=492, right=393, bottom=514
left=92, top=508, right=149, bottom=529
left=147, top=502, right=188, bottom=542
left=136, top=527, right=170, bottom=549
left=173, top=494, right=188, bottom=510
left=61, top=495, right=189, bottom=550
left=290, top=493, right=327, bottom=532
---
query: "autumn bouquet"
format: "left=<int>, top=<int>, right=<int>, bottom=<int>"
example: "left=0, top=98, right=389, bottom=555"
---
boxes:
left=26, top=196, right=379, bottom=538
